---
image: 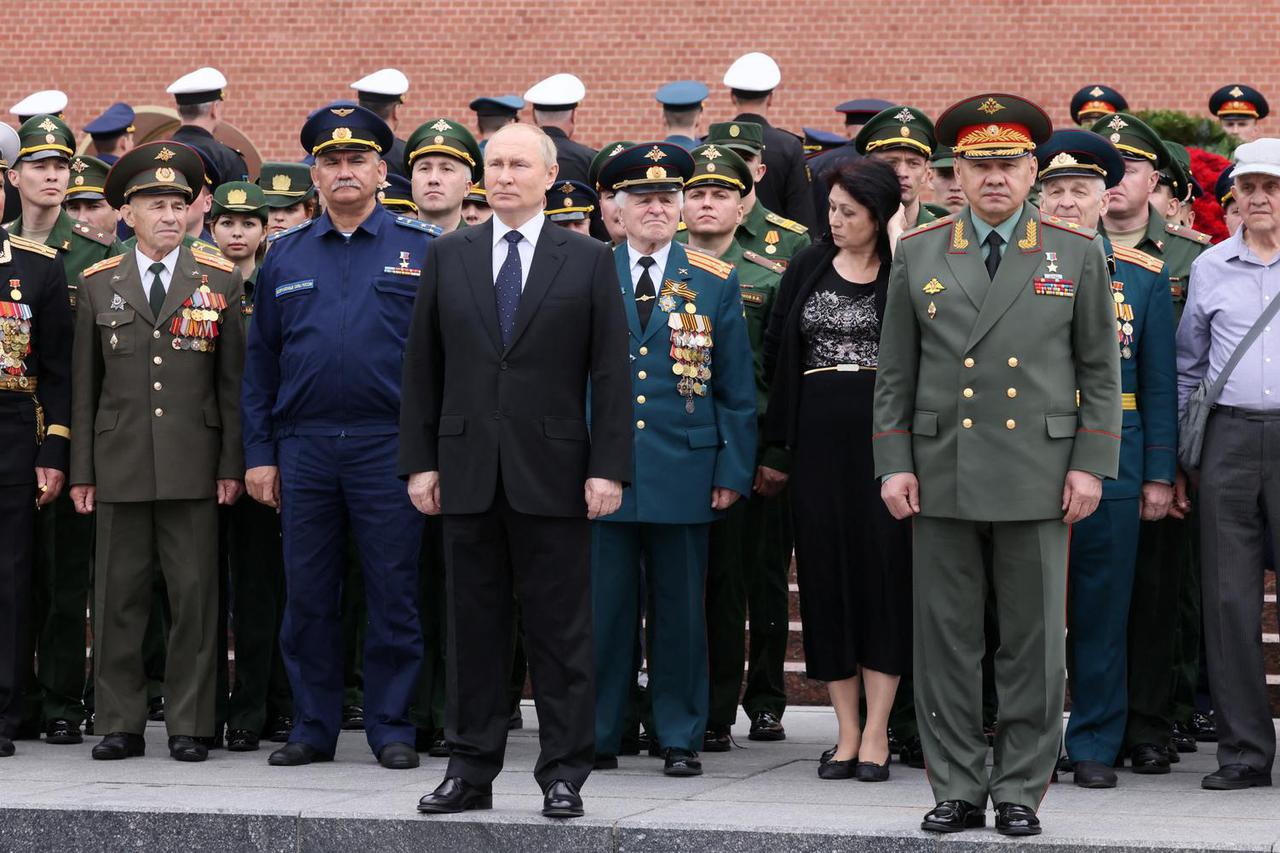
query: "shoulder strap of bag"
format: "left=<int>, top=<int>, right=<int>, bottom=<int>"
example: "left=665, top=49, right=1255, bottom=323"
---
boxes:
left=1206, top=292, right=1280, bottom=405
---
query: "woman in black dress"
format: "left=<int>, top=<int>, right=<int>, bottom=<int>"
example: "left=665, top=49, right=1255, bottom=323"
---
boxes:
left=763, top=159, right=911, bottom=782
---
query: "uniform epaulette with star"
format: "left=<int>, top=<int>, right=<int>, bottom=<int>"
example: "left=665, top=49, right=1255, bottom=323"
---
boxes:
left=394, top=215, right=443, bottom=237
left=8, top=234, right=58, bottom=258
left=193, top=250, right=236, bottom=273
left=266, top=219, right=313, bottom=244
left=742, top=249, right=784, bottom=275
left=1041, top=215, right=1097, bottom=239
left=764, top=211, right=807, bottom=234
left=684, top=247, right=733, bottom=279
left=82, top=253, right=125, bottom=277
left=1164, top=221, right=1211, bottom=245
left=1112, top=244, right=1164, bottom=273
left=900, top=215, right=953, bottom=241
left=70, top=220, right=116, bottom=247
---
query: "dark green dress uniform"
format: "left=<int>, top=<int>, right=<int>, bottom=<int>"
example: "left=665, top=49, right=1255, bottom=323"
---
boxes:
left=874, top=95, right=1121, bottom=822
left=592, top=144, right=758, bottom=765
left=682, top=145, right=793, bottom=743
left=856, top=105, right=940, bottom=232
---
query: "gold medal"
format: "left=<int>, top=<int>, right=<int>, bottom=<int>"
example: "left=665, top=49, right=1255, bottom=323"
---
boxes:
left=685, top=303, right=697, bottom=314
left=1113, top=292, right=1125, bottom=303
left=9, top=288, right=20, bottom=301
left=672, top=363, right=684, bottom=376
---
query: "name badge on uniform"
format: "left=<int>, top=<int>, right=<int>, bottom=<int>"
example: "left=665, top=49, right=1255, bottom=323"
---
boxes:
left=276, top=279, right=315, bottom=298
left=1033, top=278, right=1075, bottom=297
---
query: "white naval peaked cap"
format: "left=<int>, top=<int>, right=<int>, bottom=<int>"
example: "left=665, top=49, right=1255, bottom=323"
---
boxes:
left=166, top=67, right=228, bottom=103
left=9, top=89, right=67, bottom=118
left=1232, top=138, right=1280, bottom=180
left=350, top=68, right=410, bottom=103
left=524, top=73, right=586, bottom=110
left=723, top=52, right=781, bottom=93
left=0, top=123, right=19, bottom=169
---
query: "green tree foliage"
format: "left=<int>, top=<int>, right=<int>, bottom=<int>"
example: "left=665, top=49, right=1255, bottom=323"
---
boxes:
left=1134, top=109, right=1238, bottom=157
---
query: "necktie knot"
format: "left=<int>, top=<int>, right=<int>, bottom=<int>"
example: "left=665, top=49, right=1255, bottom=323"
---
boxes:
left=638, top=255, right=656, bottom=270
left=149, top=262, right=166, bottom=275
left=503, top=230, right=522, bottom=246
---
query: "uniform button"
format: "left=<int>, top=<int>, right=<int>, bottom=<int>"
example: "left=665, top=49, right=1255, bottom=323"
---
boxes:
left=964, top=357, right=975, bottom=368
left=1006, top=419, right=1016, bottom=430
left=639, top=346, right=649, bottom=356
left=1008, top=356, right=1019, bottom=367
left=153, top=356, right=162, bottom=365
left=638, top=370, right=647, bottom=380
left=1007, top=387, right=1017, bottom=398
left=500, top=361, right=509, bottom=370
left=153, top=382, right=162, bottom=391
left=962, top=418, right=973, bottom=429
left=154, top=408, right=164, bottom=417
left=636, top=395, right=646, bottom=404
left=963, top=388, right=974, bottom=398
left=636, top=420, right=646, bottom=429
left=153, top=329, right=161, bottom=339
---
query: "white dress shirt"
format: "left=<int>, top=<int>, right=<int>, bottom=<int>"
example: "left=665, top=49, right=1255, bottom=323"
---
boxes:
left=625, top=240, right=673, bottom=292
left=491, top=213, right=546, bottom=292
left=136, top=245, right=181, bottom=301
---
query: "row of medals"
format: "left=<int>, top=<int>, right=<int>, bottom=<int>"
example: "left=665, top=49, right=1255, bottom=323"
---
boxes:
left=1113, top=283, right=1135, bottom=360
left=1, top=283, right=32, bottom=373
left=171, top=305, right=222, bottom=352
left=668, top=307, right=712, bottom=414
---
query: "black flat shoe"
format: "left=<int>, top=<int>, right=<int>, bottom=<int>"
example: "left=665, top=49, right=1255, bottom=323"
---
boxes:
left=1202, top=763, right=1273, bottom=790
left=268, top=742, right=333, bottom=766
left=417, top=776, right=493, bottom=813
left=1073, top=759, right=1117, bottom=788
left=378, top=741, right=420, bottom=769
left=92, top=732, right=145, bottom=760
left=818, top=757, right=855, bottom=779
left=819, top=745, right=837, bottom=764
left=995, top=802, right=1041, bottom=836
left=45, top=718, right=83, bottom=745
left=169, top=735, right=208, bottom=762
left=663, top=747, right=702, bottom=777
left=594, top=753, right=618, bottom=770
left=226, top=729, right=260, bottom=752
left=341, top=705, right=364, bottom=731
left=921, top=800, right=985, bottom=833
left=1128, top=743, right=1171, bottom=775
left=0, top=736, right=14, bottom=757
left=854, top=758, right=890, bottom=782
left=702, top=725, right=731, bottom=752
left=268, top=716, right=293, bottom=743
left=542, top=779, right=583, bottom=818
left=748, top=711, right=785, bottom=741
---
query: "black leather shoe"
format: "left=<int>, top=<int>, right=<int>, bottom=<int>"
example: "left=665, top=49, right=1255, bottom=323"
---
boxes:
left=268, top=742, right=333, bottom=766
left=147, top=697, right=165, bottom=722
left=1073, top=759, right=1117, bottom=788
left=378, top=741, right=419, bottom=769
left=855, top=758, right=891, bottom=782
left=45, top=718, right=83, bottom=745
left=921, top=800, right=984, bottom=833
left=663, top=747, right=702, bottom=777
left=995, top=802, right=1041, bottom=836
left=1202, top=763, right=1273, bottom=790
left=508, top=707, right=523, bottom=730
left=542, top=779, right=584, bottom=818
left=227, top=729, right=260, bottom=752
left=1190, top=710, right=1218, bottom=742
left=0, top=736, right=14, bottom=757
left=819, top=745, right=837, bottom=765
left=429, top=730, right=450, bottom=758
left=702, top=725, right=731, bottom=752
left=1057, top=755, right=1075, bottom=773
left=341, top=705, right=364, bottom=731
left=83, top=715, right=94, bottom=737
left=1128, top=743, right=1171, bottom=774
left=594, top=753, right=618, bottom=770
left=899, top=737, right=925, bottom=769
left=169, top=735, right=208, bottom=762
left=748, top=711, right=786, bottom=741
left=1171, top=722, right=1198, bottom=753
left=13, top=721, right=40, bottom=741
left=198, top=731, right=224, bottom=751
left=1165, top=739, right=1181, bottom=763
left=267, top=716, right=293, bottom=743
left=818, top=757, right=854, bottom=779
left=417, top=777, right=493, bottom=813
left=92, top=732, right=145, bottom=760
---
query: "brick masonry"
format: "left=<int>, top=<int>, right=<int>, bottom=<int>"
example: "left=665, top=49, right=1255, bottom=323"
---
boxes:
left=2, top=0, right=1278, bottom=163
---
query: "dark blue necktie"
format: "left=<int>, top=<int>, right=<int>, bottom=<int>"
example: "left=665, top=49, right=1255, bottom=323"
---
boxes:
left=495, top=230, right=523, bottom=346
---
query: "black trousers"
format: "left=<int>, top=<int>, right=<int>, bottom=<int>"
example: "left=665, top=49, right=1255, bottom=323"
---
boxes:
left=0, top=482, right=34, bottom=739
left=443, top=487, right=594, bottom=790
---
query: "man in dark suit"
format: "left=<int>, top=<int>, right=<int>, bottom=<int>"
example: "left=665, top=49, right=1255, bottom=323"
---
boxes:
left=400, top=122, right=632, bottom=819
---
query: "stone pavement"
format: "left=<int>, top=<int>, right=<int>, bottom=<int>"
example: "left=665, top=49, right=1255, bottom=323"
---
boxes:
left=0, top=704, right=1277, bottom=852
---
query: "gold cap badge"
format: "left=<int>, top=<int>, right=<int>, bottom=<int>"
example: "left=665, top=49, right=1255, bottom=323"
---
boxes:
left=644, top=146, right=667, bottom=162
left=271, top=174, right=292, bottom=191
left=226, top=188, right=248, bottom=205
left=978, top=98, right=1005, bottom=115
left=155, top=167, right=176, bottom=182
left=155, top=147, right=176, bottom=161
left=646, top=166, right=668, bottom=179
left=729, top=124, right=741, bottom=137
left=331, top=107, right=355, bottom=117
left=1090, top=87, right=1105, bottom=97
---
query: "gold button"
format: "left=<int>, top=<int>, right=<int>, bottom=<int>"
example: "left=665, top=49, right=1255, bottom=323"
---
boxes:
left=1007, top=387, right=1017, bottom=398
left=153, top=330, right=161, bottom=339
left=1008, top=356, right=1019, bottom=367
left=636, top=395, right=646, bottom=404
left=1006, top=419, right=1016, bottom=430
left=639, top=346, right=649, bottom=356
left=962, top=418, right=973, bottom=429
left=638, top=370, right=647, bottom=380
left=153, top=356, right=162, bottom=365
left=636, top=420, right=646, bottom=429
left=153, top=382, right=162, bottom=391
left=964, top=357, right=975, bottom=368
left=963, top=388, right=974, bottom=398
left=154, top=408, right=164, bottom=417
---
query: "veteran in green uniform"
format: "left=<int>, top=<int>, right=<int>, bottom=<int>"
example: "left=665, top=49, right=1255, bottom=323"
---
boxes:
left=1089, top=112, right=1214, bottom=769
left=680, top=144, right=792, bottom=749
left=5, top=115, right=125, bottom=745
left=856, top=106, right=940, bottom=229
left=875, top=94, right=1120, bottom=836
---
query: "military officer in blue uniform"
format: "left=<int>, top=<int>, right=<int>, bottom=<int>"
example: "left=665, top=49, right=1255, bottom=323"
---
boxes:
left=1035, top=131, right=1177, bottom=788
left=591, top=143, right=757, bottom=777
left=241, top=102, right=441, bottom=770
left=656, top=81, right=708, bottom=150
left=83, top=103, right=135, bottom=166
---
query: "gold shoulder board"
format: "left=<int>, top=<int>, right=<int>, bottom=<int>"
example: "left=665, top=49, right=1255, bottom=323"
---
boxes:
left=8, top=234, right=58, bottom=258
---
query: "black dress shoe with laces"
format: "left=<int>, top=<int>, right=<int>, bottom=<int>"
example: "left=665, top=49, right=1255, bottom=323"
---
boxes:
left=702, top=725, right=731, bottom=752
left=92, top=732, right=145, bottom=760
left=429, top=730, right=450, bottom=758
left=1170, top=722, right=1198, bottom=753
left=147, top=697, right=165, bottom=722
left=1073, top=759, right=1117, bottom=788
left=268, top=716, right=293, bottom=743
left=378, top=741, right=419, bottom=769
left=268, top=742, right=332, bottom=766
left=417, top=777, right=493, bottom=813
left=921, top=800, right=985, bottom=833
left=995, top=802, right=1041, bottom=836
left=45, top=718, right=82, bottom=745
left=748, top=711, right=785, bottom=741
left=542, top=780, right=584, bottom=818
left=341, top=705, right=364, bottom=731
left=169, top=735, right=208, bottom=762
left=1189, top=710, right=1218, bottom=742
left=663, top=747, right=702, bottom=777
left=1128, top=743, right=1171, bottom=774
left=1202, top=764, right=1273, bottom=790
left=227, top=729, right=260, bottom=751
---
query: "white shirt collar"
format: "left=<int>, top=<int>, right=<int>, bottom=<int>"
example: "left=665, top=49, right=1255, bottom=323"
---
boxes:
left=626, top=240, right=673, bottom=280
left=134, top=244, right=181, bottom=282
left=492, top=211, right=546, bottom=250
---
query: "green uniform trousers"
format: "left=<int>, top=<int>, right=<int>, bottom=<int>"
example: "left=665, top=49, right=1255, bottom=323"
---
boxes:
left=93, top=499, right=219, bottom=737
left=409, top=516, right=446, bottom=734
left=913, top=515, right=1068, bottom=810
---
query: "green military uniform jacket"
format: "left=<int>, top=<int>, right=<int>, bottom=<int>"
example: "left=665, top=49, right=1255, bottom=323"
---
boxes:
left=681, top=203, right=810, bottom=268
left=7, top=209, right=125, bottom=308
left=69, top=246, right=245, bottom=501
left=1130, top=204, right=1209, bottom=317
left=872, top=203, right=1122, bottom=521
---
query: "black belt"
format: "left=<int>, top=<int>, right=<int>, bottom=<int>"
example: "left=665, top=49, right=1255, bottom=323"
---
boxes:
left=1216, top=405, right=1280, bottom=421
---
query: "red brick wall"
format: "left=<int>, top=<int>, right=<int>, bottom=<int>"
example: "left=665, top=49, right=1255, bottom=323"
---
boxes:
left=2, top=0, right=1277, bottom=165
